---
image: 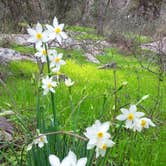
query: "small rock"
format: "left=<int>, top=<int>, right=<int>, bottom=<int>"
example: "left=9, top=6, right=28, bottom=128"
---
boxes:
left=98, top=62, right=117, bottom=69
left=0, top=117, right=13, bottom=141
left=0, top=32, right=112, bottom=63
left=85, top=53, right=100, bottom=64
left=0, top=48, right=34, bottom=63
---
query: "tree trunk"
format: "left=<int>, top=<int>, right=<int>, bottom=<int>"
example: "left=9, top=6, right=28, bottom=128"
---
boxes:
left=97, top=0, right=104, bottom=35
left=81, top=0, right=94, bottom=26
left=24, top=0, right=43, bottom=23
left=137, top=0, right=162, bottom=20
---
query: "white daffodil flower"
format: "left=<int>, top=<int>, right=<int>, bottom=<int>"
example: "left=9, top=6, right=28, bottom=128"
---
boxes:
left=65, top=78, right=75, bottom=87
left=84, top=120, right=111, bottom=150
left=27, top=131, right=48, bottom=151
left=27, top=23, right=49, bottom=44
left=35, top=44, right=55, bottom=63
left=49, top=53, right=66, bottom=73
left=116, top=105, right=145, bottom=129
left=33, top=134, right=48, bottom=148
left=46, top=16, right=67, bottom=43
left=49, top=151, right=87, bottom=166
left=139, top=117, right=155, bottom=129
left=35, top=45, right=47, bottom=63
left=95, top=139, right=115, bottom=158
left=133, top=117, right=156, bottom=132
left=48, top=49, right=58, bottom=57
left=42, top=76, right=57, bottom=95
left=84, top=120, right=115, bottom=158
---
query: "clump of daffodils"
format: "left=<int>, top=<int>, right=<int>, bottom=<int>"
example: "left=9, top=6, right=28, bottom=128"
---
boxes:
left=84, top=120, right=115, bottom=158
left=116, top=105, right=145, bottom=129
left=49, top=151, right=87, bottom=166
left=116, top=104, right=155, bottom=132
left=27, top=17, right=67, bottom=96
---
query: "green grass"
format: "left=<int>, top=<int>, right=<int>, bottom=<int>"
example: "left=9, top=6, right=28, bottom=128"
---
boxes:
left=97, top=48, right=139, bottom=64
left=123, top=32, right=153, bottom=44
left=0, top=45, right=166, bottom=165
left=11, top=43, right=35, bottom=54
left=97, top=48, right=159, bottom=72
left=66, top=25, right=104, bottom=41
left=75, top=33, right=104, bottom=41
left=56, top=48, right=87, bottom=64
left=66, top=25, right=96, bottom=33
left=11, top=44, right=88, bottom=65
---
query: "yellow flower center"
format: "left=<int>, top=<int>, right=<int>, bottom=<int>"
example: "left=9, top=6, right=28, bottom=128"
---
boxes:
left=97, top=131, right=104, bottom=138
left=54, top=57, right=60, bottom=63
left=55, top=27, right=61, bottom=34
left=47, top=83, right=52, bottom=88
left=141, top=119, right=146, bottom=127
left=39, top=136, right=44, bottom=142
left=42, top=49, right=46, bottom=55
left=36, top=33, right=42, bottom=40
left=101, top=144, right=107, bottom=150
left=127, top=113, right=134, bottom=121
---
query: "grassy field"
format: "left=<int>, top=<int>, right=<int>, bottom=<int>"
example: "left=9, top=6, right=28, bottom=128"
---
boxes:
left=0, top=42, right=166, bottom=165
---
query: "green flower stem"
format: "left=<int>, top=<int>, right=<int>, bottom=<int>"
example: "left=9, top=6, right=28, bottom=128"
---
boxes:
left=68, top=87, right=75, bottom=131
left=113, top=70, right=117, bottom=112
left=34, top=42, right=42, bottom=129
left=64, top=94, right=88, bottom=128
left=112, top=122, right=124, bottom=140
left=36, top=81, right=41, bottom=129
left=100, top=123, right=123, bottom=166
left=44, top=43, right=57, bottom=127
left=50, top=92, right=56, bottom=126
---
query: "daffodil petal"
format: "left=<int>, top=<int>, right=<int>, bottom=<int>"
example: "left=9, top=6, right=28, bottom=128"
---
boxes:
left=49, top=155, right=60, bottom=166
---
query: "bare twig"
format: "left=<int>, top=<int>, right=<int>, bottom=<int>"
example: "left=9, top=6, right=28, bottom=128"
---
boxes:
left=35, top=130, right=88, bottom=141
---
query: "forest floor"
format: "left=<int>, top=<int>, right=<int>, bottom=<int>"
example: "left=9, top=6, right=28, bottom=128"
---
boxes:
left=0, top=26, right=166, bottom=165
